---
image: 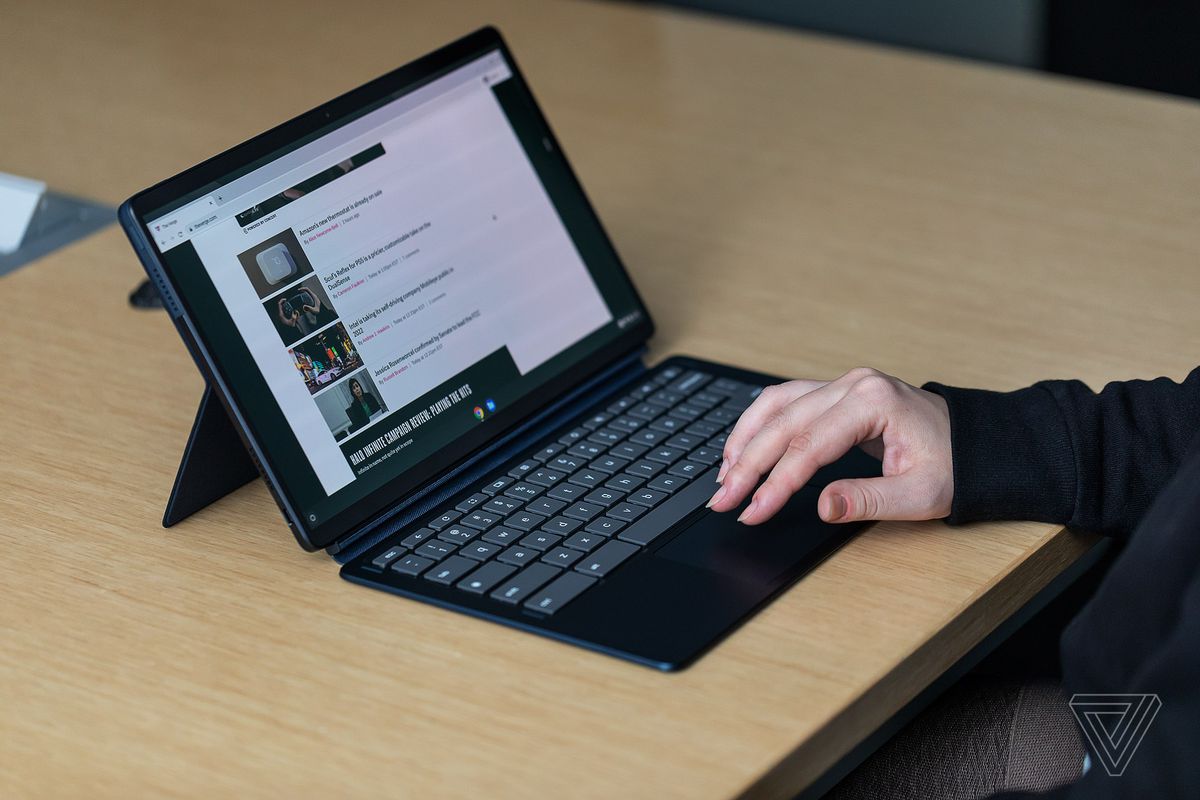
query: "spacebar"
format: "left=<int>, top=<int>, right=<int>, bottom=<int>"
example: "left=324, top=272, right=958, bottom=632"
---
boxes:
left=617, top=466, right=720, bottom=546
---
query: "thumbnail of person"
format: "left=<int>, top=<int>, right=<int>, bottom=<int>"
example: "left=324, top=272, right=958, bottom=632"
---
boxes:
left=313, top=370, right=388, bottom=440
left=236, top=228, right=315, bottom=299
left=287, top=323, right=363, bottom=395
left=265, top=275, right=339, bottom=346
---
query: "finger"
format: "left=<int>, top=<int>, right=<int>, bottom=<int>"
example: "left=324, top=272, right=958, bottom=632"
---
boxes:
left=817, top=470, right=945, bottom=522
left=738, top=398, right=879, bottom=524
left=719, top=380, right=825, bottom=482
left=710, top=372, right=873, bottom=512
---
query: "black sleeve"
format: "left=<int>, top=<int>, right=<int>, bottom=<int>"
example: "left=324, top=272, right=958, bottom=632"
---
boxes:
left=923, top=367, right=1200, bottom=536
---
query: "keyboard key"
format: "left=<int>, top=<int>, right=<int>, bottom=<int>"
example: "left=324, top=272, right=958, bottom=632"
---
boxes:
left=688, top=447, right=722, bottom=466
left=669, top=404, right=703, bottom=421
left=548, top=455, right=585, bottom=472
left=417, top=540, right=456, bottom=561
left=526, top=497, right=566, bottom=517
left=457, top=561, right=517, bottom=594
left=437, top=525, right=480, bottom=545
left=584, top=487, right=623, bottom=507
left=504, top=483, right=543, bottom=501
left=424, top=555, right=477, bottom=585
left=461, top=511, right=501, bottom=530
left=689, top=391, right=722, bottom=409
left=649, top=416, right=686, bottom=434
left=619, top=465, right=719, bottom=546
left=628, top=489, right=668, bottom=508
left=666, top=433, right=704, bottom=450
left=519, top=531, right=562, bottom=551
left=482, top=526, right=522, bottom=546
left=645, top=447, right=685, bottom=465
left=585, top=517, right=626, bottom=536
left=707, top=433, right=729, bottom=449
left=497, top=546, right=538, bottom=567
left=626, top=459, right=665, bottom=478
left=482, top=475, right=515, bottom=496
left=390, top=554, right=434, bottom=577
left=606, top=397, right=635, bottom=414
left=669, top=370, right=712, bottom=394
left=541, top=516, right=582, bottom=536
left=628, top=403, right=663, bottom=421
left=667, top=461, right=705, bottom=479
left=370, top=545, right=406, bottom=569
left=709, top=377, right=750, bottom=395
left=567, top=442, right=605, bottom=460
left=454, top=493, right=490, bottom=513
left=547, top=483, right=586, bottom=502
left=505, top=511, right=546, bottom=531
left=628, top=429, right=667, bottom=446
left=648, top=389, right=684, bottom=406
left=541, top=546, right=583, bottom=568
left=490, top=563, right=562, bottom=605
left=648, top=474, right=688, bottom=493
left=704, top=408, right=738, bottom=425
left=460, top=540, right=502, bottom=561
left=561, top=502, right=603, bottom=522
left=568, top=469, right=606, bottom=488
left=589, top=455, right=628, bottom=474
left=531, top=443, right=564, bottom=462
left=401, top=528, right=437, bottom=548
left=483, top=496, right=522, bottom=516
left=582, top=412, right=612, bottom=430
left=575, top=540, right=639, bottom=577
left=656, top=365, right=684, bottom=383
left=606, top=503, right=648, bottom=523
left=527, top=468, right=567, bottom=488
left=563, top=531, right=604, bottom=552
left=610, top=443, right=648, bottom=461
left=428, top=511, right=460, bottom=530
left=685, top=420, right=721, bottom=437
left=508, top=459, right=541, bottom=478
left=605, top=473, right=645, bottom=492
left=587, top=428, right=624, bottom=446
left=608, top=416, right=643, bottom=432
left=557, top=427, right=589, bottom=445
left=629, top=380, right=659, bottom=398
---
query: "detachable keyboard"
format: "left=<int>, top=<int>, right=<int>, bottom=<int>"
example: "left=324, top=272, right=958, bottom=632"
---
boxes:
left=345, top=362, right=762, bottom=614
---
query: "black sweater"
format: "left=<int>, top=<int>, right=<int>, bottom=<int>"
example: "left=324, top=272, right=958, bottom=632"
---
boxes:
left=924, top=368, right=1200, bottom=798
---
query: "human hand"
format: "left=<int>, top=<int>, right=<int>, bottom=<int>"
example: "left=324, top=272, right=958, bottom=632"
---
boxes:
left=707, top=368, right=953, bottom=525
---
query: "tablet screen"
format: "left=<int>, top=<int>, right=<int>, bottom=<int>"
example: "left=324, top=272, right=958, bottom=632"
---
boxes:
left=135, top=36, right=649, bottom=548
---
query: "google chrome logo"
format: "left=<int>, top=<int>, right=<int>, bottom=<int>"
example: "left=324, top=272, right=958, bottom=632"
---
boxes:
left=473, top=406, right=485, bottom=421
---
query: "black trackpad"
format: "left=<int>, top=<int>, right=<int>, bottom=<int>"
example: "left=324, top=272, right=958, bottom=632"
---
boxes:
left=657, top=485, right=850, bottom=585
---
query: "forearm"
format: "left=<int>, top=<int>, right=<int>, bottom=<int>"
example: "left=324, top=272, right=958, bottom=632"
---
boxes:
left=925, top=367, right=1200, bottom=536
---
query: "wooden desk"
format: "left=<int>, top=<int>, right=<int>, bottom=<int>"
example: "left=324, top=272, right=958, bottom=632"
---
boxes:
left=3, top=1, right=1199, bottom=797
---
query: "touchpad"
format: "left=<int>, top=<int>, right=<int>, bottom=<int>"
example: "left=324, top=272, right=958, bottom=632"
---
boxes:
left=656, top=485, right=849, bottom=585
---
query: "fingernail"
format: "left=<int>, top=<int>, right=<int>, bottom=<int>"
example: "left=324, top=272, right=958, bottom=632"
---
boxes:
left=706, top=485, right=726, bottom=509
left=737, top=500, right=757, bottom=523
left=716, top=459, right=729, bottom=483
left=827, top=494, right=846, bottom=521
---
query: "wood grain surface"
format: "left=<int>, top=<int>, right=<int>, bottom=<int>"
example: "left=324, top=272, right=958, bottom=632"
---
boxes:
left=3, top=1, right=1199, bottom=797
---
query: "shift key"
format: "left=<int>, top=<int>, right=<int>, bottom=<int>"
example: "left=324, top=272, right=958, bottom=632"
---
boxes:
left=490, top=563, right=561, bottom=605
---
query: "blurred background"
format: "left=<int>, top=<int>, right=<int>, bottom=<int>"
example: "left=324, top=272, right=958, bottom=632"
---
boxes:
left=646, top=0, right=1200, bottom=100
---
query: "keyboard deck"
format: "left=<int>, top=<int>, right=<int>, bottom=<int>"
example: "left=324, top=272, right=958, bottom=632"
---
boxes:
left=346, top=364, right=764, bottom=616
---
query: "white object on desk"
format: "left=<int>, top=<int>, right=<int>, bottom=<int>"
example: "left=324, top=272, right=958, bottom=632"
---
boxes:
left=0, top=172, right=46, bottom=254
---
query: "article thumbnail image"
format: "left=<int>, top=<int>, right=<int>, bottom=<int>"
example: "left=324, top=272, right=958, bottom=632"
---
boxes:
left=236, top=228, right=314, bottom=299
left=288, top=323, right=363, bottom=395
left=313, top=369, right=388, bottom=440
left=265, top=275, right=339, bottom=346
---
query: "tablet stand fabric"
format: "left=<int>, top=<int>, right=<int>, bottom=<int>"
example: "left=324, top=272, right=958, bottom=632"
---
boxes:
left=163, top=385, right=260, bottom=526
